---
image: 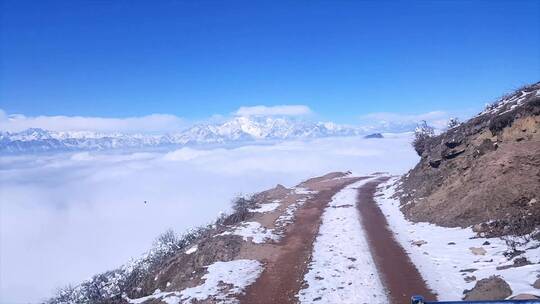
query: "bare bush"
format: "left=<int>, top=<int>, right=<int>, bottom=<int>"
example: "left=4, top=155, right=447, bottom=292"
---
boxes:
left=447, top=117, right=460, bottom=129
left=46, top=193, right=262, bottom=303
left=502, top=234, right=529, bottom=259
left=221, top=195, right=256, bottom=225
left=154, top=229, right=181, bottom=249
left=46, top=227, right=210, bottom=303
left=47, top=285, right=76, bottom=304
left=412, top=120, right=435, bottom=156
left=500, top=212, right=539, bottom=258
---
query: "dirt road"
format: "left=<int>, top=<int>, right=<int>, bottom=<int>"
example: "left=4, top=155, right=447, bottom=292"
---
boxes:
left=240, top=175, right=435, bottom=304
left=239, top=178, right=364, bottom=304
left=356, top=178, right=437, bottom=303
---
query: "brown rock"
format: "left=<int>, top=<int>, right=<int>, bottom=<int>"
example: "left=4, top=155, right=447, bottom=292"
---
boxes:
left=463, top=276, right=512, bottom=300
left=533, top=278, right=540, bottom=289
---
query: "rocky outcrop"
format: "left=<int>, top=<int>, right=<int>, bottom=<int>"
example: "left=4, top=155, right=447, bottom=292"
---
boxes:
left=398, top=82, right=540, bottom=236
left=364, top=133, right=384, bottom=139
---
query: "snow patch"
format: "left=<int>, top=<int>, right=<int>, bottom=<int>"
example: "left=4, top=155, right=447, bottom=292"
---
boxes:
left=185, top=245, right=198, bottom=255
left=249, top=202, right=281, bottom=213
left=479, top=90, right=536, bottom=117
left=275, top=197, right=308, bottom=231
left=219, top=222, right=278, bottom=243
left=294, top=187, right=317, bottom=195
left=375, top=178, right=540, bottom=300
left=298, top=178, right=389, bottom=303
left=127, top=259, right=263, bottom=304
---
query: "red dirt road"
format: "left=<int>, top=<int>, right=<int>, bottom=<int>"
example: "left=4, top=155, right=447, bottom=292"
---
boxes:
left=239, top=178, right=364, bottom=304
left=356, top=178, right=437, bottom=303
left=240, top=176, right=436, bottom=304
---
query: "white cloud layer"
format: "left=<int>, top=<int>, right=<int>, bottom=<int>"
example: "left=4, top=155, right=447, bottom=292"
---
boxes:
left=235, top=105, right=312, bottom=116
left=359, top=111, right=454, bottom=130
left=0, top=134, right=417, bottom=303
left=0, top=109, right=186, bottom=133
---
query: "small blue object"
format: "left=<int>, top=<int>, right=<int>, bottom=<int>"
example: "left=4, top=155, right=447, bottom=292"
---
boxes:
left=411, top=295, right=540, bottom=304
left=412, top=295, right=425, bottom=304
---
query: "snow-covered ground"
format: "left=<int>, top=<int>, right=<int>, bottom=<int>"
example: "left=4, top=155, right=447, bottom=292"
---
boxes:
left=298, top=178, right=389, bottom=304
left=127, top=259, right=263, bottom=304
left=376, top=178, right=540, bottom=300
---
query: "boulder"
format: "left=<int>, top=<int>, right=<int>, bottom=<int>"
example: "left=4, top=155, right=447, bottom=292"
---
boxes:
left=412, top=240, right=428, bottom=247
left=444, top=136, right=463, bottom=149
left=533, top=278, right=540, bottom=289
left=442, top=148, right=466, bottom=159
left=469, top=247, right=487, bottom=255
left=476, top=139, right=497, bottom=156
left=495, top=256, right=531, bottom=270
left=463, top=276, right=512, bottom=300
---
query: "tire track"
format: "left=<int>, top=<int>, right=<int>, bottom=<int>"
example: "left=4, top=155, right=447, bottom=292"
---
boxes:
left=356, top=178, right=437, bottom=303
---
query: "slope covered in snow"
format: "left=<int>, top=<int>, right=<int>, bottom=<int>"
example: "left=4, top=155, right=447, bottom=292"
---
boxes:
left=376, top=178, right=540, bottom=300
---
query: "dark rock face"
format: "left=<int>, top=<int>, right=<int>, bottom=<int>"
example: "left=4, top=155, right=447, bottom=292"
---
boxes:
left=364, top=133, right=384, bottom=139
left=442, top=147, right=466, bottom=160
left=428, top=158, right=442, bottom=168
left=398, top=82, right=540, bottom=235
left=463, top=276, right=512, bottom=300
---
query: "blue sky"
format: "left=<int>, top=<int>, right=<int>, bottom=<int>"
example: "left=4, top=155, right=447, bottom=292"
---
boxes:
left=1, top=0, right=539, bottom=124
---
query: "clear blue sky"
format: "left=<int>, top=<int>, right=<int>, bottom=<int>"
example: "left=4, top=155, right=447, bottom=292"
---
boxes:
left=1, top=0, right=539, bottom=123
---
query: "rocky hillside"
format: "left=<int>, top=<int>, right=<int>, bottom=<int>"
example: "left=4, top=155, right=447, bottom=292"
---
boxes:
left=398, top=82, right=540, bottom=237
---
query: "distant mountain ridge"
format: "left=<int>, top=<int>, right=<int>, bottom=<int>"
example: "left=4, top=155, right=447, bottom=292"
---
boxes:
left=0, top=116, right=371, bottom=153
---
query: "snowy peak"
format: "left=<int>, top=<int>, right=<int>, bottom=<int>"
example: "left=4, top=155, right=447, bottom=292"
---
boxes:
left=0, top=117, right=364, bottom=153
left=180, top=116, right=361, bottom=143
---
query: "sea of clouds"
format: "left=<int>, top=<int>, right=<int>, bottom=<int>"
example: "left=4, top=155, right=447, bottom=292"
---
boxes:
left=0, top=134, right=418, bottom=303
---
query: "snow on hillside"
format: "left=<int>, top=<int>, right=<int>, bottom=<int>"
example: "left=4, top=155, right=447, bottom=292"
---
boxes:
left=479, top=87, right=538, bottom=117
left=126, top=259, right=263, bottom=304
left=218, top=222, right=279, bottom=244
left=376, top=178, right=540, bottom=300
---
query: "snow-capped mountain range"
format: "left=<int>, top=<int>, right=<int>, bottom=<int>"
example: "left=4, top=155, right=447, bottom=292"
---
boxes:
left=0, top=116, right=373, bottom=153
